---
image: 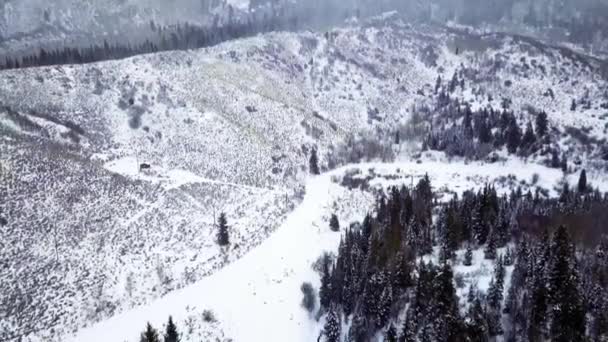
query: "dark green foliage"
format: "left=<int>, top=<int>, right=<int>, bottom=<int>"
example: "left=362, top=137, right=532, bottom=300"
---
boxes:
left=466, top=298, right=490, bottom=342
left=319, top=254, right=333, bottom=310
left=163, top=316, right=179, bottom=342
left=571, top=99, right=577, bottom=111
left=506, top=118, right=522, bottom=153
left=385, top=324, right=397, bottom=342
left=217, top=212, right=230, bottom=246
left=548, top=226, right=586, bottom=342
left=329, top=214, right=340, bottom=232
left=464, top=244, right=473, bottom=266
left=578, top=169, right=587, bottom=193
left=307, top=171, right=608, bottom=341
left=520, top=121, right=536, bottom=151
left=535, top=111, right=548, bottom=138
left=309, top=148, right=320, bottom=175
left=324, top=306, right=341, bottom=342
left=140, top=322, right=160, bottom=342
left=300, top=282, right=316, bottom=313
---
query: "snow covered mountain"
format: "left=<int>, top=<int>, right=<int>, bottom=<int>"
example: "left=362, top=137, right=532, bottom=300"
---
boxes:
left=0, top=0, right=248, bottom=56
left=1, top=13, right=608, bottom=341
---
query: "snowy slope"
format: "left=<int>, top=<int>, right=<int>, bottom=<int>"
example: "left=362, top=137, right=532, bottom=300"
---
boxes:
left=2, top=16, right=608, bottom=341
left=67, top=157, right=608, bottom=342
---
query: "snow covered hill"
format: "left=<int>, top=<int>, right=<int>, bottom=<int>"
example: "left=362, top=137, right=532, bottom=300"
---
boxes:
left=67, top=158, right=608, bottom=342
left=1, top=14, right=608, bottom=341
left=0, top=0, right=247, bottom=56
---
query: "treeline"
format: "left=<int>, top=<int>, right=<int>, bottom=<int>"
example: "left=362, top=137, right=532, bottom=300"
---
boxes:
left=312, top=171, right=608, bottom=341
left=423, top=73, right=562, bottom=165
left=0, top=9, right=299, bottom=71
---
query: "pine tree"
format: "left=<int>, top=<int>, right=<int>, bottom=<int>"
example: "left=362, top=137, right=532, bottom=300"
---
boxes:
left=377, top=284, right=393, bottom=329
left=309, top=147, right=320, bottom=175
left=467, top=283, right=477, bottom=303
left=521, top=121, right=536, bottom=151
left=140, top=322, right=160, bottom=342
left=400, top=312, right=417, bottom=342
left=319, top=255, right=332, bottom=310
left=217, top=212, right=230, bottom=246
left=464, top=106, right=473, bottom=138
left=164, top=316, right=179, bottom=342
left=435, top=75, right=442, bottom=93
left=385, top=323, right=397, bottom=342
left=324, top=306, right=341, bottom=342
left=528, top=273, right=548, bottom=341
left=484, top=231, right=497, bottom=260
left=329, top=214, right=340, bottom=232
left=503, top=247, right=514, bottom=266
left=548, top=226, right=586, bottom=342
left=464, top=244, right=473, bottom=266
left=466, top=298, right=490, bottom=342
left=571, top=98, right=577, bottom=111
left=506, top=118, right=522, bottom=154
left=578, top=169, right=587, bottom=193
left=535, top=111, right=548, bottom=138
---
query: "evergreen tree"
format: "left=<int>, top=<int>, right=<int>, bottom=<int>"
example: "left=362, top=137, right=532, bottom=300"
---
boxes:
left=319, top=255, right=333, bottom=310
left=571, top=98, right=577, bottom=111
left=309, top=148, right=320, bottom=175
left=140, top=322, right=160, bottom=342
left=521, top=121, right=536, bottom=151
left=400, top=313, right=417, bottom=342
left=477, top=115, right=493, bottom=144
left=535, top=111, right=548, bottom=138
left=484, top=231, right=497, bottom=260
left=506, top=118, right=522, bottom=154
left=503, top=247, right=514, bottom=266
left=377, top=284, right=393, bottom=329
left=548, top=226, right=586, bottom=342
left=551, top=149, right=560, bottom=168
left=467, top=283, right=477, bottom=303
left=528, top=273, right=548, bottom=341
left=464, top=244, right=473, bottom=266
left=164, top=316, right=179, bottom=342
left=435, top=75, right=442, bottom=93
left=329, top=214, right=340, bottom=232
left=578, top=169, right=587, bottom=193
left=385, top=323, right=397, bottom=342
left=217, top=212, right=230, bottom=246
left=464, top=106, right=473, bottom=138
left=324, top=306, right=341, bottom=342
left=466, top=298, right=490, bottom=342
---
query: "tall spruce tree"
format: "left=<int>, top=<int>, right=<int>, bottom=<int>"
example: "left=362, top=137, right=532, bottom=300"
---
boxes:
left=217, top=212, right=230, bottom=246
left=535, top=111, right=548, bottom=138
left=319, top=255, right=332, bottom=310
left=164, top=316, right=179, bottom=342
left=506, top=118, right=521, bottom=154
left=548, top=226, right=586, bottom=342
left=324, top=306, right=341, bottom=342
left=578, top=169, right=587, bottom=193
left=140, top=322, right=160, bottom=342
left=464, top=244, right=473, bottom=266
left=329, top=214, right=340, bottom=232
left=309, top=148, right=320, bottom=175
left=385, top=323, right=397, bottom=342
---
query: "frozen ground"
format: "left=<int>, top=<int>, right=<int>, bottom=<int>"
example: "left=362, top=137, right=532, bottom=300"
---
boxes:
left=69, top=157, right=604, bottom=342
